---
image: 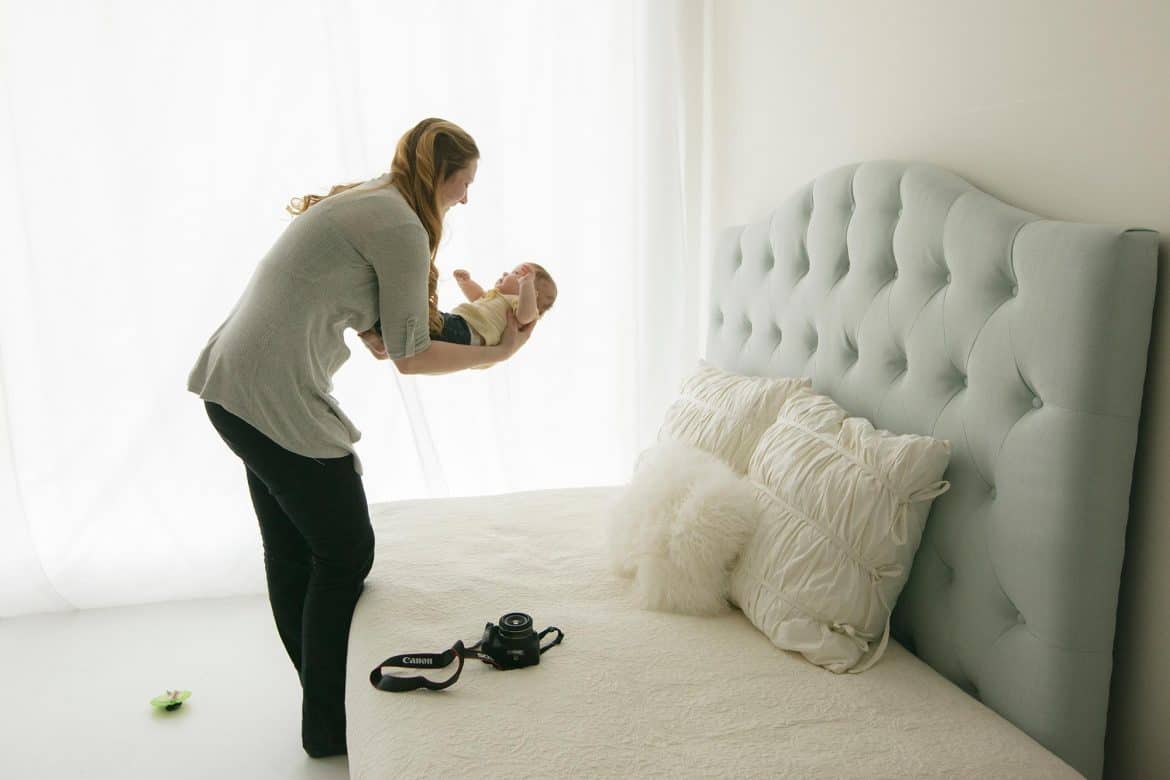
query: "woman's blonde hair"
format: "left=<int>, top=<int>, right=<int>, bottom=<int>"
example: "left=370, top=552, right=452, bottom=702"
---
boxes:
left=286, top=118, right=480, bottom=336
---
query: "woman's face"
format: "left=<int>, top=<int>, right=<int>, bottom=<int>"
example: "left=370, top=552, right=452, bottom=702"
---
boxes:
left=437, top=158, right=478, bottom=214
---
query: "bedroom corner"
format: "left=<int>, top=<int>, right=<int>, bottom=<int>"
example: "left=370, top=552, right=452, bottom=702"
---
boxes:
left=2, top=1, right=1166, bottom=778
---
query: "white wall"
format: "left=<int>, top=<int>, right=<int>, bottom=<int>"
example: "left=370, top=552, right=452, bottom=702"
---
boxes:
left=707, top=1, right=1169, bottom=776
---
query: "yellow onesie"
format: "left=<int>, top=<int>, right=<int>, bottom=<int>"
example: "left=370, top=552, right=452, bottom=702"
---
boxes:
left=452, top=290, right=521, bottom=346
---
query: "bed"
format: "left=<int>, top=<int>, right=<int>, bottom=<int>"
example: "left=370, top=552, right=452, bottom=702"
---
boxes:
left=344, top=161, right=1158, bottom=779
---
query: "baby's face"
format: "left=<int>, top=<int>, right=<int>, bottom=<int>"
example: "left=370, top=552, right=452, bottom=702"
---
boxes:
left=493, top=264, right=529, bottom=295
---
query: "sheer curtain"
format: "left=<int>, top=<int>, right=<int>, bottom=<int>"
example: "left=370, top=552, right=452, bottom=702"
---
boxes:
left=0, top=0, right=711, bottom=617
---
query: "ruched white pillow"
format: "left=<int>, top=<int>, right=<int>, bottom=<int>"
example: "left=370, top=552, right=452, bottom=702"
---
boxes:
left=607, top=440, right=762, bottom=616
left=657, top=359, right=811, bottom=474
left=729, top=388, right=952, bottom=673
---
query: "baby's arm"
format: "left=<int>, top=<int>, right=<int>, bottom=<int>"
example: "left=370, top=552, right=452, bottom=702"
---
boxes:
left=516, top=268, right=538, bottom=325
left=453, top=269, right=485, bottom=302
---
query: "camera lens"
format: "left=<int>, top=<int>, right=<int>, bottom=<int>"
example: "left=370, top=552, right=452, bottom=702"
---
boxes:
left=497, top=612, right=534, bottom=638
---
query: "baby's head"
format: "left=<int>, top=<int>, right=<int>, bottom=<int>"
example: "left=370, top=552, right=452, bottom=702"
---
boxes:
left=495, top=263, right=558, bottom=315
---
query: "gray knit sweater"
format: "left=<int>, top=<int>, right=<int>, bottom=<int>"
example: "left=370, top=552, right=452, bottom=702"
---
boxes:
left=187, top=174, right=432, bottom=475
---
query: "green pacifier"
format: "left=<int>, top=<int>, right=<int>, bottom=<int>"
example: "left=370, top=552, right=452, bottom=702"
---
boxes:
left=150, top=689, right=191, bottom=711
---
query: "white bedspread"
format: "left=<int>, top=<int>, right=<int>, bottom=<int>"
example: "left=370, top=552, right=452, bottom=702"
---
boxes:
left=346, top=486, right=1077, bottom=779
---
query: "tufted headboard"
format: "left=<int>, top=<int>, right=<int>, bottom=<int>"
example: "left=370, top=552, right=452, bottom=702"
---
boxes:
left=706, top=161, right=1157, bottom=779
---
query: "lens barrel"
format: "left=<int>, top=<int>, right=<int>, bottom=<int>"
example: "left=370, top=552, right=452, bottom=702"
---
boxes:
left=497, top=612, right=534, bottom=639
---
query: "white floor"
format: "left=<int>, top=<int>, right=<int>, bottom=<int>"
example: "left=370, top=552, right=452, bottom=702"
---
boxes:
left=0, top=594, right=351, bottom=779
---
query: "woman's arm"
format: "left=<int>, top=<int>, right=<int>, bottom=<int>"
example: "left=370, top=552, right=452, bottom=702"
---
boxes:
left=400, top=310, right=535, bottom=374
left=395, top=340, right=507, bottom=375
left=363, top=309, right=534, bottom=375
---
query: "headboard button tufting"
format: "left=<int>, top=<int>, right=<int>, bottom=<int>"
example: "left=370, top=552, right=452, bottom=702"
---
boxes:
left=705, top=161, right=1160, bottom=780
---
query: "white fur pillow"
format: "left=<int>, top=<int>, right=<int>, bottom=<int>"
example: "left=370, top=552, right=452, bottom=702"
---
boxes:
left=730, top=388, right=952, bottom=673
left=606, top=440, right=761, bottom=616
left=657, top=360, right=810, bottom=474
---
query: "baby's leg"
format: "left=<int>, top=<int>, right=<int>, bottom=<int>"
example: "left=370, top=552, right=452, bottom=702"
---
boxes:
left=372, top=314, right=479, bottom=345
left=437, top=313, right=476, bottom=345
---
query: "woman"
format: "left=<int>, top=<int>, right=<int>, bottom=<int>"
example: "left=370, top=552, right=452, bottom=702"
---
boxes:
left=187, top=118, right=534, bottom=758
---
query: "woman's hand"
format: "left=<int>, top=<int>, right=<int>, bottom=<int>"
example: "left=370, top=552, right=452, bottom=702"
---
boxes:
left=357, top=328, right=390, bottom=360
left=496, top=308, right=536, bottom=360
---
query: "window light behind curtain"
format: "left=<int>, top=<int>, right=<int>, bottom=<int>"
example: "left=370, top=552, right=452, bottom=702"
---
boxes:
left=0, top=0, right=711, bottom=617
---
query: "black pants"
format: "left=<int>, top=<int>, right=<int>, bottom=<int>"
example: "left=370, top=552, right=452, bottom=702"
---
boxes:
left=204, top=400, right=374, bottom=757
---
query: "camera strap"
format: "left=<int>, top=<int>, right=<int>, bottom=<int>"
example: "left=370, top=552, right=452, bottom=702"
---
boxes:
left=369, top=639, right=499, bottom=692
left=537, top=626, right=565, bottom=653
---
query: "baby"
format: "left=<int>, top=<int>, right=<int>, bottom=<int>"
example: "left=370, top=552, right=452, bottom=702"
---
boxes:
left=373, top=262, right=557, bottom=346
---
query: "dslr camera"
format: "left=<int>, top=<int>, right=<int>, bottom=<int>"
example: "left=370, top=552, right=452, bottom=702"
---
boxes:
left=370, top=611, right=564, bottom=692
left=480, top=612, right=557, bottom=669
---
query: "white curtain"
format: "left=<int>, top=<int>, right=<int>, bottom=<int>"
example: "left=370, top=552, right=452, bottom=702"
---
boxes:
left=0, top=0, right=711, bottom=618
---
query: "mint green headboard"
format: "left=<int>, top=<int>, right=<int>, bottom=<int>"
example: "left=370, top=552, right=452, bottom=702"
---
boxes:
left=706, top=161, right=1157, bottom=778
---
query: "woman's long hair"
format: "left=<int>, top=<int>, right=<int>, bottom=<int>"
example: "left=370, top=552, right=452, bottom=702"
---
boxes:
left=286, top=118, right=479, bottom=336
